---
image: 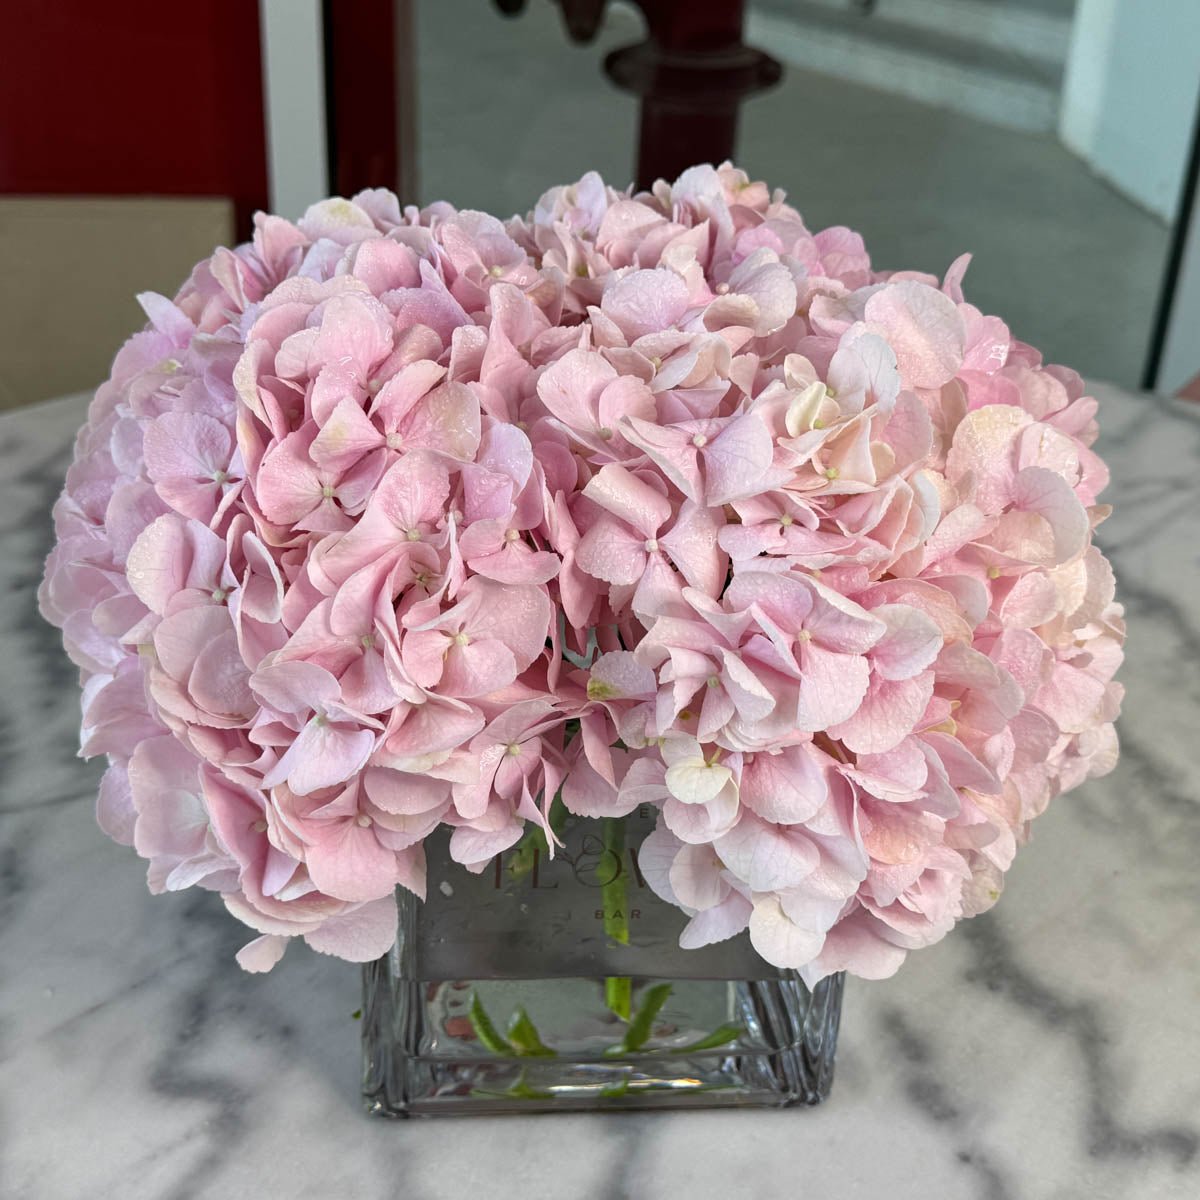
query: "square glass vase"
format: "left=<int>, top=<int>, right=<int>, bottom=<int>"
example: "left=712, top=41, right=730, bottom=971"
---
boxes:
left=362, top=806, right=843, bottom=1116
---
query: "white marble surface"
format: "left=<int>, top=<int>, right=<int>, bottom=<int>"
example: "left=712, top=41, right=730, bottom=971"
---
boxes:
left=2, top=385, right=1198, bottom=1200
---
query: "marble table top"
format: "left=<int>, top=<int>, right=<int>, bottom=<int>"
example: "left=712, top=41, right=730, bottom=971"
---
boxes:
left=2, top=385, right=1198, bottom=1200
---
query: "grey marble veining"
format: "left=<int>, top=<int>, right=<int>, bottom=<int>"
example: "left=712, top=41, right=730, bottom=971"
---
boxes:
left=1, top=386, right=1198, bottom=1200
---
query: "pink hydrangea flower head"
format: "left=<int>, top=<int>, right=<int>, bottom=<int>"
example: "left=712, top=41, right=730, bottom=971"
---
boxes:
left=42, top=163, right=1122, bottom=980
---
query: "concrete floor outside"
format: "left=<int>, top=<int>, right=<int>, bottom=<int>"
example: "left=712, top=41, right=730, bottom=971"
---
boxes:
left=416, top=0, right=1168, bottom=392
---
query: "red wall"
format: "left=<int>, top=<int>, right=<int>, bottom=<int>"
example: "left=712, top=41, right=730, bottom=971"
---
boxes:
left=1, top=0, right=268, bottom=235
left=325, top=0, right=401, bottom=200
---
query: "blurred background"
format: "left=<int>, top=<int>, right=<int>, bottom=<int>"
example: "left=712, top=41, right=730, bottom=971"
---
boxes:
left=3, top=0, right=1198, bottom=409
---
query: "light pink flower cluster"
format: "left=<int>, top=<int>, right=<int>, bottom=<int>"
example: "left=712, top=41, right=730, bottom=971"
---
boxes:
left=41, top=165, right=1122, bottom=981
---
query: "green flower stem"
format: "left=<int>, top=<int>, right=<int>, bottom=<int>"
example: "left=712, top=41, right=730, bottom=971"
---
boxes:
left=601, top=816, right=632, bottom=1020
left=473, top=806, right=743, bottom=1084
left=605, top=977, right=633, bottom=1022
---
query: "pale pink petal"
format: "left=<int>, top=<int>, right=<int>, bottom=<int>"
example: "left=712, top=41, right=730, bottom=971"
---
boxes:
left=268, top=720, right=376, bottom=795
left=749, top=896, right=825, bottom=968
left=719, top=649, right=776, bottom=725
left=152, top=605, right=232, bottom=681
left=465, top=579, right=553, bottom=672
left=562, top=757, right=641, bottom=817
left=96, top=762, right=136, bottom=845
left=1034, top=660, right=1108, bottom=734
left=576, top=517, right=648, bottom=586
left=370, top=358, right=447, bottom=423
left=442, top=639, right=518, bottom=698
left=256, top=430, right=322, bottom=524
left=312, top=293, right=394, bottom=379
left=364, top=766, right=451, bottom=814
left=598, top=375, right=657, bottom=429
left=797, top=909, right=907, bottom=985
left=621, top=417, right=703, bottom=501
left=679, top=891, right=753, bottom=948
left=828, top=672, right=933, bottom=755
left=188, top=630, right=255, bottom=718
left=739, top=746, right=828, bottom=824
left=864, top=280, right=965, bottom=389
left=304, top=820, right=401, bottom=901
left=588, top=651, right=656, bottom=701
left=125, top=514, right=188, bottom=614
left=236, top=934, right=291, bottom=972
left=1009, top=466, right=1089, bottom=563
left=796, top=644, right=871, bottom=730
left=715, top=813, right=819, bottom=891
left=703, top=412, right=773, bottom=507
left=804, top=580, right=886, bottom=654
left=922, top=731, right=1002, bottom=793
left=143, top=411, right=232, bottom=480
left=536, top=347, right=615, bottom=430
left=448, top=821, right=524, bottom=871
left=999, top=571, right=1060, bottom=628
left=664, top=758, right=732, bottom=806
left=310, top=397, right=384, bottom=473
left=659, top=501, right=725, bottom=597
left=663, top=788, right=740, bottom=843
left=601, top=268, right=690, bottom=340
left=138, top=291, right=196, bottom=342
left=395, top=382, right=482, bottom=460
left=251, top=660, right=341, bottom=715
left=637, top=824, right=686, bottom=906
left=373, top=451, right=451, bottom=530
left=669, top=842, right=728, bottom=909
left=382, top=699, right=485, bottom=763
left=581, top=463, right=673, bottom=534
left=303, top=896, right=398, bottom=961
left=945, top=405, right=1029, bottom=512
left=869, top=604, right=943, bottom=681
left=827, top=331, right=900, bottom=415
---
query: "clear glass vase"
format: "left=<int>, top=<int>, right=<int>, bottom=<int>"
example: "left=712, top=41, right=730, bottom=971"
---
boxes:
left=362, top=805, right=844, bottom=1116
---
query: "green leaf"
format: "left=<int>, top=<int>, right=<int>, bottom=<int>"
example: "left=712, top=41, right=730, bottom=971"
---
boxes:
left=350, top=1008, right=362, bottom=1020
left=668, top=1023, right=744, bottom=1054
left=546, top=787, right=570, bottom=842
left=468, top=991, right=516, bottom=1055
left=504, top=831, right=543, bottom=882
left=606, top=982, right=674, bottom=1056
left=503, top=1072, right=555, bottom=1100
left=506, top=1005, right=557, bottom=1057
left=472, top=1069, right=555, bottom=1101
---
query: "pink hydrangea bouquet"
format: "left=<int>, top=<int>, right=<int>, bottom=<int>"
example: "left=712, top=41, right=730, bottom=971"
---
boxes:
left=41, top=164, right=1122, bottom=983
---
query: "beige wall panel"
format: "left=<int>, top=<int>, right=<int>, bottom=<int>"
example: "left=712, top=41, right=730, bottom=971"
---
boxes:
left=0, top=197, right=234, bottom=410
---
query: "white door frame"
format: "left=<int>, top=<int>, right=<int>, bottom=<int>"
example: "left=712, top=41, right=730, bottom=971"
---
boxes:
left=258, top=0, right=329, bottom=222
